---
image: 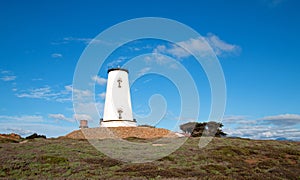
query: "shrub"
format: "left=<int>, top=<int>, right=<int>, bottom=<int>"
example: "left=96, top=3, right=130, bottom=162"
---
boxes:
left=25, top=133, right=46, bottom=139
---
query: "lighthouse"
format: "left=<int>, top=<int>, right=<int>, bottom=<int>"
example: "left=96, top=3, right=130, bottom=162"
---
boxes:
left=101, top=68, right=137, bottom=127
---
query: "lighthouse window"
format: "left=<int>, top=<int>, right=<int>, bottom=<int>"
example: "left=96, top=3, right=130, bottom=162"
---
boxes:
left=117, top=109, right=123, bottom=119
left=117, top=78, right=122, bottom=88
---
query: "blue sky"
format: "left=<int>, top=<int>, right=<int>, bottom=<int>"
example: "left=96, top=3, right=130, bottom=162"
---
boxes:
left=0, top=0, right=300, bottom=140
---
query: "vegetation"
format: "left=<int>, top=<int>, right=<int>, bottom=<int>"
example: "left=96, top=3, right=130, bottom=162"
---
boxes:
left=180, top=121, right=227, bottom=137
left=0, top=137, right=299, bottom=179
left=25, top=133, right=46, bottom=139
left=138, top=124, right=156, bottom=128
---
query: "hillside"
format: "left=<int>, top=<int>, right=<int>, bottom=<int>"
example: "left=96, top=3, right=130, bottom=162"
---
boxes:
left=0, top=133, right=22, bottom=143
left=64, top=127, right=179, bottom=139
left=0, top=137, right=299, bottom=179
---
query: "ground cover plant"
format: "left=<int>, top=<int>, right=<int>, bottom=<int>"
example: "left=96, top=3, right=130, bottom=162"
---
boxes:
left=0, top=137, right=299, bottom=179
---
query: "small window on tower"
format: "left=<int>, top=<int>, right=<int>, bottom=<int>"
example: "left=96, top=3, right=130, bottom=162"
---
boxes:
left=117, top=78, right=122, bottom=88
left=117, top=108, right=123, bottom=119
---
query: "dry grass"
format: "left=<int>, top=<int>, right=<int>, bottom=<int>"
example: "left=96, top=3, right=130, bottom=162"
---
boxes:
left=0, top=137, right=299, bottom=179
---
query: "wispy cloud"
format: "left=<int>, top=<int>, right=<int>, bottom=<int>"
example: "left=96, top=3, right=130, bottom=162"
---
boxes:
left=260, top=114, right=300, bottom=126
left=16, top=84, right=101, bottom=103
left=16, top=86, right=59, bottom=100
left=0, top=76, right=16, bottom=81
left=73, top=114, right=92, bottom=121
left=0, top=115, right=44, bottom=123
left=225, top=125, right=300, bottom=141
left=91, top=75, right=107, bottom=85
left=64, top=37, right=100, bottom=44
left=205, top=33, right=241, bottom=56
left=48, top=113, right=74, bottom=122
left=52, top=37, right=115, bottom=45
left=222, top=114, right=300, bottom=141
left=5, top=128, right=34, bottom=136
left=65, top=85, right=93, bottom=102
left=222, top=115, right=256, bottom=125
left=48, top=113, right=95, bottom=122
left=73, top=101, right=104, bottom=124
left=98, top=92, right=106, bottom=100
left=51, top=53, right=63, bottom=58
left=138, top=67, right=151, bottom=76
left=16, top=85, right=71, bottom=102
left=143, top=53, right=179, bottom=70
left=159, top=39, right=208, bottom=59
left=32, top=78, right=43, bottom=81
left=153, top=33, right=241, bottom=59
left=0, top=70, right=16, bottom=82
left=0, top=119, right=77, bottom=138
left=1, top=70, right=10, bottom=74
left=107, top=57, right=128, bottom=67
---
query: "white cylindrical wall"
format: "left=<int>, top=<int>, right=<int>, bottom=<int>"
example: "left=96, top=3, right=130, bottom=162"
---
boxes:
left=102, top=68, right=136, bottom=127
left=101, top=120, right=137, bottom=127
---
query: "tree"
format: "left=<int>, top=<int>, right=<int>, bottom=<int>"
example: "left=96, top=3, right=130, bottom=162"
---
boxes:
left=25, top=133, right=46, bottom=139
left=191, top=122, right=206, bottom=137
left=205, top=121, right=227, bottom=137
left=180, top=121, right=227, bottom=137
left=179, top=122, right=197, bottom=134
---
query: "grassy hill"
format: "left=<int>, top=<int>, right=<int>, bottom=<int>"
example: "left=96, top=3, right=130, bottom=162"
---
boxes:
left=0, top=137, right=299, bottom=179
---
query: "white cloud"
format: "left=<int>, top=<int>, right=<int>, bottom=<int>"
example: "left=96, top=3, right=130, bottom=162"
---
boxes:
left=16, top=85, right=71, bottom=102
left=107, top=57, right=127, bottom=67
left=51, top=53, right=63, bottom=58
left=65, top=85, right=93, bottom=102
left=52, top=37, right=114, bottom=45
left=63, top=37, right=97, bottom=44
left=73, top=102, right=104, bottom=126
left=152, top=46, right=176, bottom=63
left=260, top=114, right=300, bottom=126
left=5, top=128, right=34, bottom=136
left=153, top=38, right=207, bottom=59
left=65, top=85, right=104, bottom=123
left=222, top=114, right=300, bottom=141
left=1, top=70, right=10, bottom=74
left=169, top=63, right=179, bottom=69
left=0, top=70, right=17, bottom=82
left=222, top=115, right=256, bottom=125
left=64, top=85, right=73, bottom=91
left=138, top=67, right=151, bottom=76
left=49, top=112, right=101, bottom=123
left=153, top=33, right=240, bottom=59
left=0, top=115, right=44, bottom=123
left=73, top=114, right=92, bottom=121
left=92, top=75, right=107, bottom=85
left=176, top=38, right=210, bottom=58
left=16, top=86, right=59, bottom=100
left=0, top=75, right=16, bottom=81
left=16, top=84, right=96, bottom=103
left=225, top=125, right=300, bottom=141
left=0, top=122, right=77, bottom=138
left=32, top=78, right=43, bottom=81
left=205, top=33, right=241, bottom=56
left=48, top=113, right=74, bottom=122
left=0, top=113, right=78, bottom=138
left=98, top=92, right=106, bottom=99
left=143, top=53, right=178, bottom=70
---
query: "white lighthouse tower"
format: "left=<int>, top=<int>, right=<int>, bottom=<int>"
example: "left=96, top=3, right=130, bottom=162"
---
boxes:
left=101, top=68, right=137, bottom=127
